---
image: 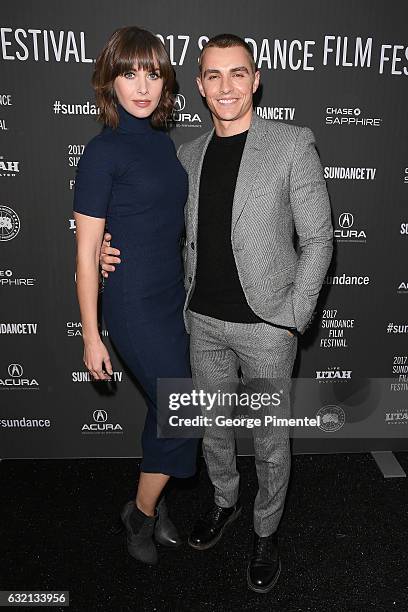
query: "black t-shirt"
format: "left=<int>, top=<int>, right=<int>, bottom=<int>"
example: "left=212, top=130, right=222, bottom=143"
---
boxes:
left=189, top=129, right=263, bottom=323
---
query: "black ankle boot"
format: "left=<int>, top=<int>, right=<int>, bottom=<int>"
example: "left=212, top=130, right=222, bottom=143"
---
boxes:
left=120, top=501, right=158, bottom=565
left=154, top=497, right=182, bottom=548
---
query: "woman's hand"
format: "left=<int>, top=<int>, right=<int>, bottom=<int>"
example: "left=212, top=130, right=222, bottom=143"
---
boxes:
left=83, top=338, right=113, bottom=381
left=100, top=232, right=121, bottom=279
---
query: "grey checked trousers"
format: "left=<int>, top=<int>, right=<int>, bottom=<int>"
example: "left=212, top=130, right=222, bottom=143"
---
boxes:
left=187, top=309, right=298, bottom=537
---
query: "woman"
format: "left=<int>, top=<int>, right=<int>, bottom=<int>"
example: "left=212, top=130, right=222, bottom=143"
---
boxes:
left=73, top=26, right=199, bottom=565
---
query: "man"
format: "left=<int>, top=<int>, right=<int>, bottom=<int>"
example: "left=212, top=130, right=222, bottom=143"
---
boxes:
left=100, top=34, right=333, bottom=593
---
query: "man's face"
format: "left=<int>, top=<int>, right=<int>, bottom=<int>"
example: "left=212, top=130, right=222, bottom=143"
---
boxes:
left=197, top=45, right=260, bottom=123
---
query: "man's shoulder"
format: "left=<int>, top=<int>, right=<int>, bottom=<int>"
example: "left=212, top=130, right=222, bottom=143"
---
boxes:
left=256, top=115, right=312, bottom=144
left=177, top=129, right=213, bottom=159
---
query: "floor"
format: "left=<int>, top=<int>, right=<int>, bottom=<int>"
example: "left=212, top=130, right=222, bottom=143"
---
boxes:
left=1, top=453, right=407, bottom=611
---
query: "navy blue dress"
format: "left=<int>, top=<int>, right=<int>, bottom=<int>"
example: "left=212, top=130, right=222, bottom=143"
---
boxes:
left=73, top=103, right=198, bottom=478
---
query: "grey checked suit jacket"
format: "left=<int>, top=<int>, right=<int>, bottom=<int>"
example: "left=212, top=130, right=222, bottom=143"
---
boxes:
left=177, top=112, right=333, bottom=335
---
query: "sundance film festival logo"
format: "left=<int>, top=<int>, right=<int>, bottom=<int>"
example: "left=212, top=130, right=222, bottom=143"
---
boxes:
left=172, top=93, right=202, bottom=128
left=320, top=308, right=355, bottom=349
left=67, top=144, right=84, bottom=168
left=81, top=409, right=123, bottom=434
left=334, top=212, right=367, bottom=243
left=0, top=206, right=20, bottom=241
left=391, top=355, right=408, bottom=392
left=0, top=363, right=39, bottom=390
left=325, top=106, right=382, bottom=127
left=0, top=156, right=20, bottom=176
left=392, top=355, right=408, bottom=376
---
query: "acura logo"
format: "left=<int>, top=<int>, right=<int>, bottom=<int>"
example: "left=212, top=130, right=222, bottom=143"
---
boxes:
left=339, top=212, right=354, bottom=229
left=8, top=363, right=23, bottom=377
left=174, top=94, right=186, bottom=112
left=93, top=409, right=108, bottom=422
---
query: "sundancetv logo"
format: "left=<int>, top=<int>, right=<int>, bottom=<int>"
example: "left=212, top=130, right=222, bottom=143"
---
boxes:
left=255, top=106, right=295, bottom=121
left=0, top=323, right=37, bottom=334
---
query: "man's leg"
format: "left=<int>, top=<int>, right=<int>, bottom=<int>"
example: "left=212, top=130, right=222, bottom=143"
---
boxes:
left=225, top=320, right=297, bottom=591
left=188, top=310, right=241, bottom=508
left=229, top=321, right=297, bottom=536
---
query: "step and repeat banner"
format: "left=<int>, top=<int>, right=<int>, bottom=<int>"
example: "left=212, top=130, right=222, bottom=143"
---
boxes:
left=1, top=1, right=407, bottom=458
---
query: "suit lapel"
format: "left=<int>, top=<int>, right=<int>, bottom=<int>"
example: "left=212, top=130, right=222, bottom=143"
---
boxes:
left=189, top=129, right=214, bottom=238
left=231, top=112, right=269, bottom=231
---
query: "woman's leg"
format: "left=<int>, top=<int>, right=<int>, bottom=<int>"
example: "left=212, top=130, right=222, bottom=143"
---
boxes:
left=136, top=472, right=170, bottom=516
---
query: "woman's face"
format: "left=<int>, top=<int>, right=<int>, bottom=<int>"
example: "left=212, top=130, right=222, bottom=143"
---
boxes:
left=114, top=62, right=164, bottom=119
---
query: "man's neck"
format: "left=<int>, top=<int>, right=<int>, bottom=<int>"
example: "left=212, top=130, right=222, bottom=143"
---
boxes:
left=212, top=108, right=253, bottom=137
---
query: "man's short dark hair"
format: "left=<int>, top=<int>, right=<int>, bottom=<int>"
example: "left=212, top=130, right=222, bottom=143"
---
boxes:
left=198, top=33, right=256, bottom=74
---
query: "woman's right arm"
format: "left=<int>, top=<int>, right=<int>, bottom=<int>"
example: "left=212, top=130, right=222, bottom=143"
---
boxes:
left=73, top=137, right=115, bottom=380
left=75, top=213, right=113, bottom=380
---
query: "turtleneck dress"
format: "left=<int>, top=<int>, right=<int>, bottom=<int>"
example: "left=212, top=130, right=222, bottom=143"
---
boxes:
left=73, top=103, right=198, bottom=478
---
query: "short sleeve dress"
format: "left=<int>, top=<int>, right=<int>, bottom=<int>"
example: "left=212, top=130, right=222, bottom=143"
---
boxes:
left=73, top=103, right=198, bottom=478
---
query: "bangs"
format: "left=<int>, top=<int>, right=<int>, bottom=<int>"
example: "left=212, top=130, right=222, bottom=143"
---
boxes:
left=112, top=31, right=168, bottom=78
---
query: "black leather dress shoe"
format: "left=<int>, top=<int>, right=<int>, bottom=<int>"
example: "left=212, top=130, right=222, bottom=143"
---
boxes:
left=247, top=532, right=281, bottom=593
left=188, top=502, right=241, bottom=550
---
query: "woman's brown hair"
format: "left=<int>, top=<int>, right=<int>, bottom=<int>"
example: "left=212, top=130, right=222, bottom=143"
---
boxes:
left=92, top=26, right=175, bottom=129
